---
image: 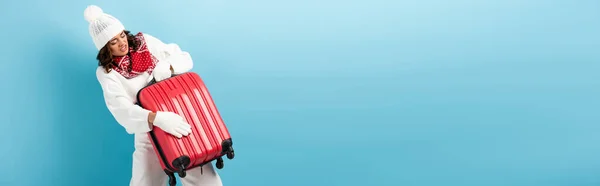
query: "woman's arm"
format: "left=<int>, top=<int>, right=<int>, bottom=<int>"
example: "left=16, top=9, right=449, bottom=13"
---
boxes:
left=143, top=33, right=194, bottom=74
left=96, top=68, right=153, bottom=134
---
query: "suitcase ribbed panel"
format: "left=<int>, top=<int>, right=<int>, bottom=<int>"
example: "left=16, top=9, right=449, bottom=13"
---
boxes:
left=187, top=75, right=220, bottom=161
left=191, top=73, right=230, bottom=154
left=176, top=75, right=213, bottom=165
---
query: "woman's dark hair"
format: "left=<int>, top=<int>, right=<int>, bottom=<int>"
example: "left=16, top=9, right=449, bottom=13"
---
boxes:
left=96, top=30, right=141, bottom=73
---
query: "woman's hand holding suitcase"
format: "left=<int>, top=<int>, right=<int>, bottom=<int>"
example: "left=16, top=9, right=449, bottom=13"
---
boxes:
left=152, top=111, right=192, bottom=138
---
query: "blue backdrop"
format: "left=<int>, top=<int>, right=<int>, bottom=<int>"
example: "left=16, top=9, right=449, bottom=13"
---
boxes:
left=1, top=0, right=599, bottom=185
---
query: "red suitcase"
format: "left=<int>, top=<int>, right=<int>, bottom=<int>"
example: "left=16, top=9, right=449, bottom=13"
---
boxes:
left=136, top=72, right=235, bottom=186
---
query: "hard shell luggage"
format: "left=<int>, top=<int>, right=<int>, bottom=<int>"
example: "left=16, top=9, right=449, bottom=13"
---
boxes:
left=136, top=72, right=235, bottom=186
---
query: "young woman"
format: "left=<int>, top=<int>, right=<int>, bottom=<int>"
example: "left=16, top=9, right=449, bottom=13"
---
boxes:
left=84, top=5, right=223, bottom=186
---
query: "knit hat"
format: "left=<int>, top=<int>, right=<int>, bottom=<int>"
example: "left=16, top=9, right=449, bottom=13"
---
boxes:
left=84, top=5, right=125, bottom=50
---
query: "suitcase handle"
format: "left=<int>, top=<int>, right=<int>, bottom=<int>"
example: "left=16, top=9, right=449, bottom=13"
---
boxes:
left=147, top=73, right=178, bottom=86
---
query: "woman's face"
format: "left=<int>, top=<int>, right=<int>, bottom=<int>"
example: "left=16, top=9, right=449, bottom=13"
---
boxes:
left=107, top=31, right=129, bottom=57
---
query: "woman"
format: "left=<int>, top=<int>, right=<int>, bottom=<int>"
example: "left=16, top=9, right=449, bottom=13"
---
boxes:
left=84, top=5, right=223, bottom=186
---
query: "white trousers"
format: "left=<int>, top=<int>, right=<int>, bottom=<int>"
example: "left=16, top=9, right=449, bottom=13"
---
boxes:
left=130, top=134, right=223, bottom=186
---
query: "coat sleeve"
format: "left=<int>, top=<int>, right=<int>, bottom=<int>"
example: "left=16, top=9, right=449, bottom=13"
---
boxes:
left=96, top=68, right=152, bottom=134
left=143, top=33, right=194, bottom=74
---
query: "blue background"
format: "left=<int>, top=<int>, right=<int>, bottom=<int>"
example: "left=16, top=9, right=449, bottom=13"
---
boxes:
left=1, top=0, right=599, bottom=185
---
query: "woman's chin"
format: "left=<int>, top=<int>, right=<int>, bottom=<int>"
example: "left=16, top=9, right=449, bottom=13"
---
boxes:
left=112, top=51, right=129, bottom=57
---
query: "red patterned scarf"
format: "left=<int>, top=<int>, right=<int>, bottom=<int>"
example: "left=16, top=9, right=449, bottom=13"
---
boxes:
left=112, top=32, right=158, bottom=79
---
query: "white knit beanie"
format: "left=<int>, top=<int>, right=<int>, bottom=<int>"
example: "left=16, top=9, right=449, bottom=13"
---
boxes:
left=84, top=5, right=126, bottom=50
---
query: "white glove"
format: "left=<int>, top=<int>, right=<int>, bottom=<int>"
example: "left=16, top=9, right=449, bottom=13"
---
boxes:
left=153, top=111, right=192, bottom=138
left=153, top=61, right=172, bottom=82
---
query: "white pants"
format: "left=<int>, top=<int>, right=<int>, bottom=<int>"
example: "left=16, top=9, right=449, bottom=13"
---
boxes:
left=130, top=134, right=223, bottom=186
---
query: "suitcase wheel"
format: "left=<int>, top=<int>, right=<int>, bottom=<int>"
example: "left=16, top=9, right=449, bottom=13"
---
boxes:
left=168, top=178, right=176, bottom=186
left=222, top=139, right=235, bottom=160
left=227, top=150, right=235, bottom=160
left=165, top=170, right=177, bottom=186
left=172, top=156, right=190, bottom=178
left=216, top=157, right=224, bottom=169
left=176, top=163, right=187, bottom=177
left=177, top=170, right=186, bottom=178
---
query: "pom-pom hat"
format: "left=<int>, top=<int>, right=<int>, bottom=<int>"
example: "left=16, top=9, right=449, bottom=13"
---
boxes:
left=84, top=5, right=125, bottom=50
